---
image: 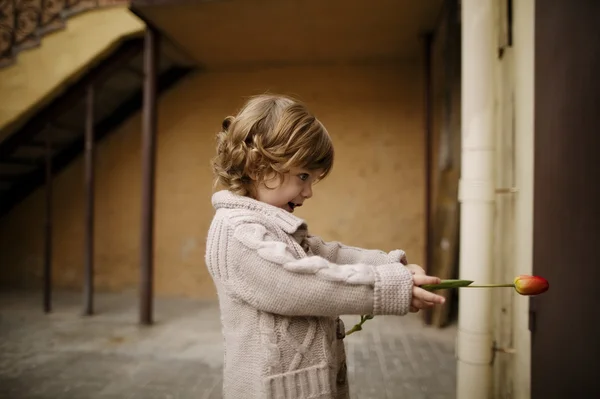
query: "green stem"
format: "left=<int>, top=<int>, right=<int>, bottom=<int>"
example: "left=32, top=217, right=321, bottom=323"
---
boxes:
left=465, top=284, right=515, bottom=288
left=346, top=314, right=373, bottom=336
left=345, top=282, right=516, bottom=336
left=345, top=325, right=362, bottom=336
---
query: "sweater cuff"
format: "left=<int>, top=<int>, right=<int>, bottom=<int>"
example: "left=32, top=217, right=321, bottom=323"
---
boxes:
left=387, top=249, right=408, bottom=265
left=373, top=264, right=413, bottom=315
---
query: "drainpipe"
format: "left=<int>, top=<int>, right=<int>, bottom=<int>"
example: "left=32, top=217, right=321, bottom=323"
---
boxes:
left=457, top=0, right=496, bottom=398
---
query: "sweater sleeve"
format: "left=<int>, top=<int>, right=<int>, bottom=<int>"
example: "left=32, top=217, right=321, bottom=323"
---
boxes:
left=304, top=235, right=408, bottom=266
left=208, top=220, right=413, bottom=317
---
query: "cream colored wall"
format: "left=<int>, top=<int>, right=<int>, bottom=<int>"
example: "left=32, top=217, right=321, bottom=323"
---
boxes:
left=491, top=0, right=535, bottom=397
left=0, top=6, right=144, bottom=139
left=0, top=62, right=426, bottom=299
left=493, top=3, right=517, bottom=397
left=511, top=0, right=535, bottom=397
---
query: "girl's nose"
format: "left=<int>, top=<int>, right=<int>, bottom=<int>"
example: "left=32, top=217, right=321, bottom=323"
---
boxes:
left=302, top=184, right=313, bottom=199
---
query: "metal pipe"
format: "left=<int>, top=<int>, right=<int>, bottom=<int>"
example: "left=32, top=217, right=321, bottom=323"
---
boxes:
left=456, top=0, right=496, bottom=397
left=140, top=27, right=159, bottom=325
left=44, top=134, right=52, bottom=313
left=83, top=84, right=95, bottom=316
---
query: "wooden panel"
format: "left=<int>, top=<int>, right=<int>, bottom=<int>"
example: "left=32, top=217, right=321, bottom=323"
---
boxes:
left=532, top=1, right=600, bottom=397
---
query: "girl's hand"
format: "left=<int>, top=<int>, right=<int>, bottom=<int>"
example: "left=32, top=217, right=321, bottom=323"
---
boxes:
left=404, top=264, right=446, bottom=312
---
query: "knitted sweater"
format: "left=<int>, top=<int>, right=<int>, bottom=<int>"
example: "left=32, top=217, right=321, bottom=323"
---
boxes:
left=205, top=190, right=414, bottom=399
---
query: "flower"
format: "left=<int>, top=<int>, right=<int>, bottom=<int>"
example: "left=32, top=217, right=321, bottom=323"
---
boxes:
left=513, top=275, right=549, bottom=295
left=347, top=275, right=549, bottom=336
left=422, top=276, right=550, bottom=296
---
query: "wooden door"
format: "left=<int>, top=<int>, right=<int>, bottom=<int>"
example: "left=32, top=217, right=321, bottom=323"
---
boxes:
left=533, top=1, right=600, bottom=397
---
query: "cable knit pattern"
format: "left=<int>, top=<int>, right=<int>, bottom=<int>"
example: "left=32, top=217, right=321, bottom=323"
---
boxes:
left=205, top=190, right=414, bottom=399
left=305, top=235, right=408, bottom=266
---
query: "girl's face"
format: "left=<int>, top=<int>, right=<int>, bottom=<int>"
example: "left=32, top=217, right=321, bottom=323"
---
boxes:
left=254, top=167, right=322, bottom=213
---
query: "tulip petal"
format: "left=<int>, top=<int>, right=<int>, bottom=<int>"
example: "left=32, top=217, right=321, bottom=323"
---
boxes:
left=513, top=275, right=549, bottom=295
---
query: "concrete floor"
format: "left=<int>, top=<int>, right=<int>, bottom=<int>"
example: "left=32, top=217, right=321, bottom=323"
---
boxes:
left=0, top=290, right=457, bottom=399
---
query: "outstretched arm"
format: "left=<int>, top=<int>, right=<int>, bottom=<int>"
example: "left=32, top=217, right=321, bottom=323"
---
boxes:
left=305, top=235, right=408, bottom=266
left=206, top=220, right=415, bottom=317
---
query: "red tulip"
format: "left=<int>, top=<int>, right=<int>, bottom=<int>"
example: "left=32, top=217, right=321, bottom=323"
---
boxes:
left=421, top=275, right=550, bottom=296
left=347, top=274, right=549, bottom=336
left=513, top=275, right=549, bottom=295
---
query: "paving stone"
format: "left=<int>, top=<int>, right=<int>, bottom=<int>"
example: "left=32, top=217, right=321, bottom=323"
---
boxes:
left=0, top=290, right=456, bottom=399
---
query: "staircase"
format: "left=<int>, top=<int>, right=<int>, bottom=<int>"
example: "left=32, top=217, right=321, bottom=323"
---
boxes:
left=1, top=0, right=129, bottom=68
left=0, top=1, right=193, bottom=217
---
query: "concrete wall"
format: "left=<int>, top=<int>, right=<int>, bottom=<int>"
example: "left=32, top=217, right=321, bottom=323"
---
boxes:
left=0, top=62, right=427, bottom=299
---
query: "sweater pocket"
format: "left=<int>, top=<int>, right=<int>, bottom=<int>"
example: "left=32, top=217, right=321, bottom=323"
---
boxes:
left=263, top=362, right=332, bottom=399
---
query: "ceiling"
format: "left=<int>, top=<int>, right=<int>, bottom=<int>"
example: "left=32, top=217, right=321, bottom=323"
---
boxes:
left=132, top=0, right=444, bottom=70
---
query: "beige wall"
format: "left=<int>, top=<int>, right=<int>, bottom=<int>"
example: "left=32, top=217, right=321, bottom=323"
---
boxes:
left=0, top=62, right=426, bottom=299
left=511, top=0, right=535, bottom=397
left=491, top=1, right=535, bottom=397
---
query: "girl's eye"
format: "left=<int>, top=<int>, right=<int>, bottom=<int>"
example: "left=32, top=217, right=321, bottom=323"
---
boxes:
left=298, top=173, right=309, bottom=181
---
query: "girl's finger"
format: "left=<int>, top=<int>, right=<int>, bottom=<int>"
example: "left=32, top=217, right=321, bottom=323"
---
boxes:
left=411, top=297, right=424, bottom=310
left=406, top=264, right=426, bottom=275
left=413, top=287, right=446, bottom=304
left=413, top=274, right=442, bottom=286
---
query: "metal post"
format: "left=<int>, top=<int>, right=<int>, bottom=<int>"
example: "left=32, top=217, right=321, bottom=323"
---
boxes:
left=423, top=32, right=433, bottom=271
left=140, top=27, right=159, bottom=325
left=83, top=85, right=95, bottom=316
left=44, top=134, right=52, bottom=313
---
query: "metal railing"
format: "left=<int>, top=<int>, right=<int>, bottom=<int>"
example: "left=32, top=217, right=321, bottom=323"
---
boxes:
left=0, top=0, right=129, bottom=69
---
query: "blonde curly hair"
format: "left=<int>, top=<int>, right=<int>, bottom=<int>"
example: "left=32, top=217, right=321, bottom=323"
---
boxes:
left=211, top=94, right=334, bottom=197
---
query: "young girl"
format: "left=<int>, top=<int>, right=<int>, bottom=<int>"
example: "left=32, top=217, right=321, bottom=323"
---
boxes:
left=205, top=94, right=445, bottom=399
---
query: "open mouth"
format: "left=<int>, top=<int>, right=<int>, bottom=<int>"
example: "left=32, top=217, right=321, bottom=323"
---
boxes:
left=287, top=202, right=302, bottom=212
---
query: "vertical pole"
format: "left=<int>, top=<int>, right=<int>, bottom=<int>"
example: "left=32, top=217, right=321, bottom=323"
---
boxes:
left=456, top=0, right=496, bottom=397
left=423, top=32, right=434, bottom=271
left=140, top=27, right=159, bottom=325
left=44, top=134, right=52, bottom=313
left=83, top=85, right=95, bottom=316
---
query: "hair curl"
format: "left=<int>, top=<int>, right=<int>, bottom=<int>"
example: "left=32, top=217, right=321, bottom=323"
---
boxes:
left=211, top=94, right=334, bottom=197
